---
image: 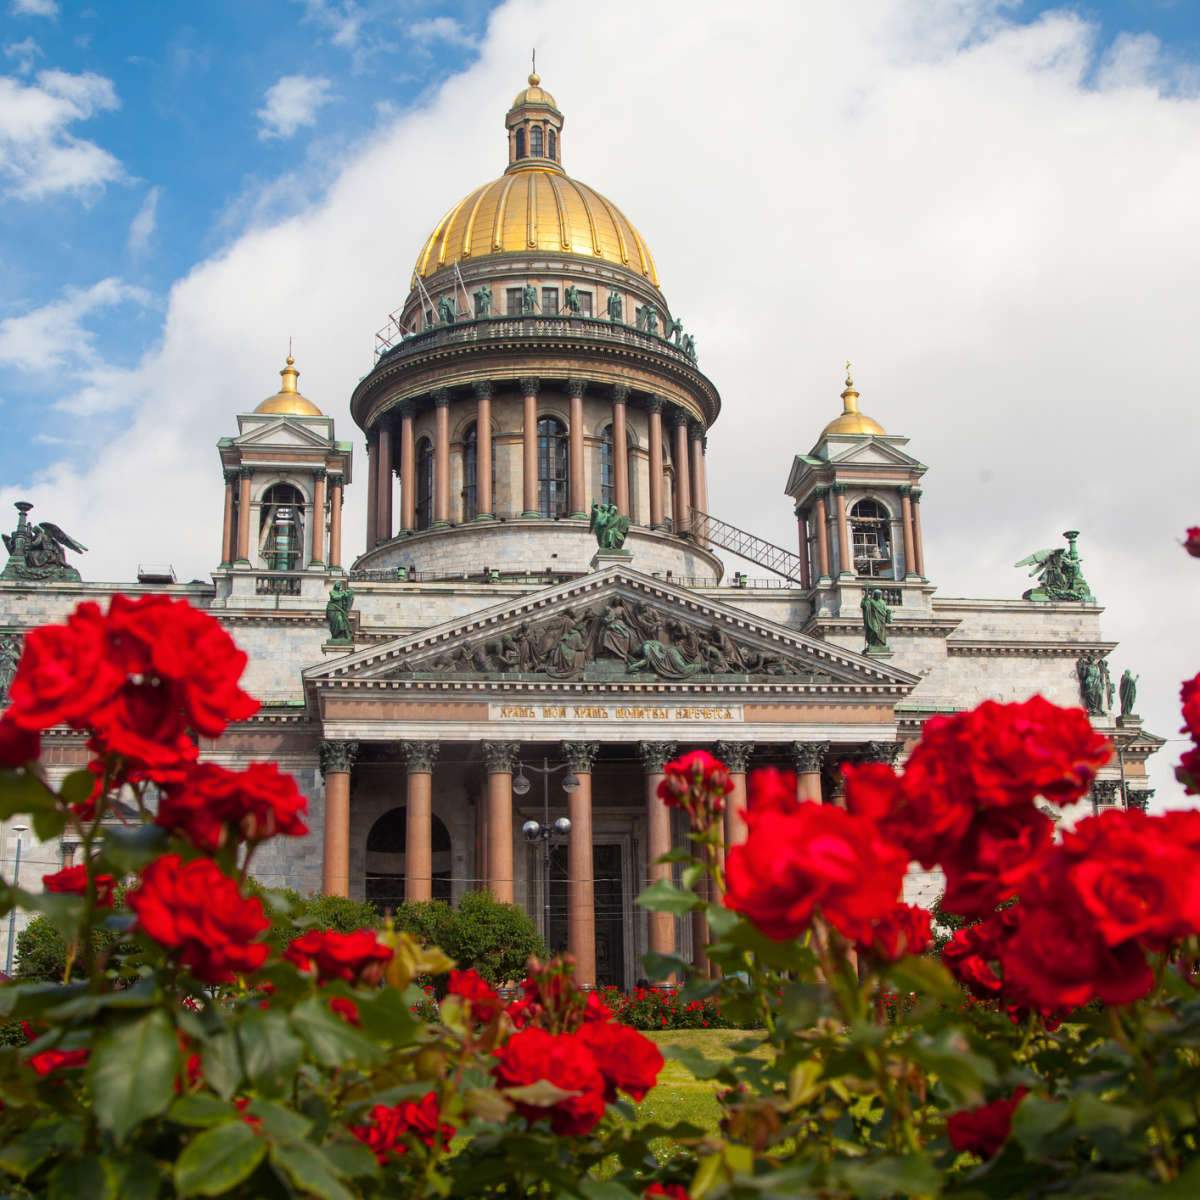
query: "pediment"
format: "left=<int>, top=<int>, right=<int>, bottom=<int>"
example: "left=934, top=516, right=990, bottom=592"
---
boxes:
left=305, top=567, right=919, bottom=692
left=236, top=418, right=333, bottom=451
left=829, top=440, right=924, bottom=468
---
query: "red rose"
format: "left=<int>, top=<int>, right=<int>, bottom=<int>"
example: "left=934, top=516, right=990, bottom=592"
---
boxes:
left=947, top=1087, right=1029, bottom=1159
left=1178, top=746, right=1200, bottom=795
left=448, top=968, right=503, bottom=1023
left=644, top=1186, right=689, bottom=1199
left=576, top=1020, right=664, bottom=1102
left=329, top=996, right=360, bottom=1026
left=351, top=1092, right=453, bottom=1164
left=1181, top=674, right=1200, bottom=740
left=0, top=717, right=39, bottom=768
left=582, top=990, right=613, bottom=1023
left=91, top=675, right=198, bottom=773
left=284, top=929, right=393, bottom=985
left=128, top=854, right=269, bottom=984
left=941, top=909, right=1018, bottom=1000
left=724, top=801, right=907, bottom=941
left=858, top=903, right=932, bottom=963
left=745, top=767, right=798, bottom=818
left=940, top=806, right=1053, bottom=918
left=493, top=1027, right=606, bottom=1135
left=1185, top=527, right=1200, bottom=558
left=28, top=1047, right=89, bottom=1076
left=42, top=864, right=115, bottom=907
left=658, top=749, right=732, bottom=828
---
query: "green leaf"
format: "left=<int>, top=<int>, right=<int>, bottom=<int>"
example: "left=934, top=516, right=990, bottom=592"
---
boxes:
left=245, top=1098, right=312, bottom=1141
left=47, top=976, right=159, bottom=1020
left=838, top=1155, right=941, bottom=1198
left=200, top=1029, right=243, bottom=1101
left=352, top=985, right=420, bottom=1046
left=239, top=1008, right=303, bottom=1098
left=636, top=879, right=701, bottom=916
left=320, top=1138, right=381, bottom=1182
left=705, top=904, right=740, bottom=937
left=1011, top=1094, right=1067, bottom=1156
left=90, top=1008, right=179, bottom=1144
left=110, top=1152, right=163, bottom=1200
left=47, top=1155, right=121, bottom=1200
left=0, top=981, right=87, bottom=1020
left=59, top=770, right=96, bottom=809
left=290, top=995, right=383, bottom=1069
left=169, top=1094, right=238, bottom=1129
left=886, top=955, right=963, bottom=1003
left=174, top=1122, right=265, bottom=1198
left=1071, top=1093, right=1141, bottom=1135
left=640, top=951, right=689, bottom=982
left=580, top=1182, right=638, bottom=1199
left=32, top=807, right=67, bottom=842
left=0, top=1119, right=83, bottom=1181
left=662, top=1043, right=726, bottom=1080
left=0, top=768, right=57, bottom=819
left=269, top=1140, right=355, bottom=1200
left=99, top=824, right=169, bottom=874
left=907, top=1029, right=996, bottom=1105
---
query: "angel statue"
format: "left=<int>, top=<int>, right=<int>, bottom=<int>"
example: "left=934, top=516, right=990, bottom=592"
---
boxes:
left=325, top=579, right=355, bottom=644
left=589, top=501, right=630, bottom=552
left=1, top=502, right=87, bottom=583
left=1014, top=530, right=1094, bottom=603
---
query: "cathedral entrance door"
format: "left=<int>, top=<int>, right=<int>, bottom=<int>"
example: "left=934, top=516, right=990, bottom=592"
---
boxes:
left=543, top=839, right=629, bottom=990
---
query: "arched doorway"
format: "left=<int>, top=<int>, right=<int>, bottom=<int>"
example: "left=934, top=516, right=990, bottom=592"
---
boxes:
left=365, top=808, right=452, bottom=909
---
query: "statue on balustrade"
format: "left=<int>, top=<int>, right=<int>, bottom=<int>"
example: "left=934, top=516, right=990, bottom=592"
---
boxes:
left=1101, top=658, right=1115, bottom=713
left=564, top=285, right=581, bottom=315
left=635, top=304, right=659, bottom=336
left=1015, top=530, right=1094, bottom=602
left=1076, top=655, right=1106, bottom=715
left=606, top=290, right=623, bottom=323
left=521, top=284, right=537, bottom=315
left=1, top=502, right=87, bottom=583
left=665, top=316, right=683, bottom=345
left=1119, top=668, right=1139, bottom=719
left=860, top=587, right=892, bottom=652
left=682, top=333, right=697, bottom=362
left=589, top=501, right=629, bottom=551
left=473, top=284, right=492, bottom=318
left=0, top=634, right=21, bottom=705
left=437, top=296, right=456, bottom=325
left=325, top=579, right=355, bottom=643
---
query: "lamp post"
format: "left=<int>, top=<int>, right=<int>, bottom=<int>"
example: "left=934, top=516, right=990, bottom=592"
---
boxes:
left=513, top=757, right=577, bottom=947
left=5, top=824, right=27, bottom=977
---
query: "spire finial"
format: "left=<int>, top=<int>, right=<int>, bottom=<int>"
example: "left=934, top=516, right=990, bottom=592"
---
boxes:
left=287, top=335, right=294, bottom=366
left=840, top=361, right=860, bottom=414
left=529, top=47, right=539, bottom=86
left=280, top=347, right=299, bottom=393
left=844, top=359, right=854, bottom=390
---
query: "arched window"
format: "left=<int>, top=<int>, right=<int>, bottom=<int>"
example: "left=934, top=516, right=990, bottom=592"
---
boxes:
left=259, top=482, right=305, bottom=571
left=531, top=125, right=544, bottom=157
left=600, top=425, right=615, bottom=506
left=850, top=498, right=893, bottom=578
left=365, top=807, right=452, bottom=908
left=462, top=423, right=496, bottom=521
left=548, top=128, right=557, bottom=161
left=415, top=437, right=434, bottom=531
left=515, top=128, right=526, bottom=159
left=537, top=416, right=568, bottom=517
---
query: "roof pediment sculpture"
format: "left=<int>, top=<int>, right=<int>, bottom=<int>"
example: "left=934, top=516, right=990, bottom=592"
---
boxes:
left=589, top=501, right=629, bottom=551
left=1, top=503, right=87, bottom=583
left=1015, top=530, right=1094, bottom=603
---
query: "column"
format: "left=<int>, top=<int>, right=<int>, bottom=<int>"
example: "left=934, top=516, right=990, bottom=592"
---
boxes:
left=235, top=468, right=252, bottom=564
left=473, top=381, right=494, bottom=520
left=639, top=741, right=677, bottom=958
left=813, top=488, right=831, bottom=580
left=319, top=740, right=358, bottom=898
left=399, top=402, right=416, bottom=534
left=310, top=469, right=327, bottom=567
left=220, top=470, right=236, bottom=567
left=689, top=422, right=705, bottom=515
left=567, top=379, right=587, bottom=518
left=403, top=741, right=438, bottom=902
left=698, top=436, right=710, bottom=515
left=562, top=741, right=599, bottom=987
left=647, top=398, right=666, bottom=529
left=365, top=433, right=378, bottom=550
left=521, top=377, right=540, bottom=516
left=611, top=384, right=630, bottom=516
left=376, top=422, right=393, bottom=544
left=671, top=411, right=691, bottom=536
left=329, top=478, right=343, bottom=570
left=432, top=389, right=451, bottom=527
left=793, top=742, right=828, bottom=803
left=716, top=741, right=753, bottom=850
left=833, top=484, right=851, bottom=577
left=899, top=486, right=917, bottom=580
left=482, top=741, right=518, bottom=903
left=795, top=507, right=811, bottom=590
left=911, top=488, right=926, bottom=577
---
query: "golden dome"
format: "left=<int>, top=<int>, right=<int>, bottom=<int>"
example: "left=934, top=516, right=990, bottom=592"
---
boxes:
left=512, top=72, right=557, bottom=110
left=255, top=355, right=323, bottom=416
left=821, top=366, right=886, bottom=438
left=413, top=169, right=658, bottom=285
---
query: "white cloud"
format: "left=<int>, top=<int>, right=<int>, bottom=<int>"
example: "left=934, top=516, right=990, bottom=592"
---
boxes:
left=408, top=17, right=476, bottom=48
left=9, top=0, right=58, bottom=17
left=0, top=67, right=121, bottom=198
left=8, top=0, right=1200, bottom=806
left=127, top=185, right=160, bottom=256
left=257, top=74, right=334, bottom=140
left=302, top=0, right=364, bottom=49
left=4, top=37, right=43, bottom=75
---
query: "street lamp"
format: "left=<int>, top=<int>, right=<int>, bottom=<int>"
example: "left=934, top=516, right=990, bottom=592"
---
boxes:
left=5, top=823, right=28, bottom=977
left=516, top=757, right=575, bottom=945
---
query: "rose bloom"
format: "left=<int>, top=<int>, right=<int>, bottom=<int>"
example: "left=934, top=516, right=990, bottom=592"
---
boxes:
left=724, top=801, right=907, bottom=941
left=284, top=929, right=393, bottom=986
left=42, top=864, right=115, bottom=908
left=644, top=1186, right=689, bottom=1200
left=939, top=806, right=1054, bottom=919
left=0, top=716, right=39, bottom=769
left=128, top=854, right=269, bottom=984
left=745, top=767, right=798, bottom=818
left=1181, top=674, right=1200, bottom=741
left=858, top=903, right=933, bottom=963
left=493, top=1027, right=607, bottom=1136
left=1178, top=746, right=1200, bottom=795
left=329, top=996, right=360, bottom=1026
left=576, top=1020, right=664, bottom=1102
left=947, top=1087, right=1029, bottom=1159
left=658, top=749, right=733, bottom=827
left=448, top=968, right=503, bottom=1023
left=941, top=909, right=1019, bottom=1000
left=28, top=1047, right=90, bottom=1076
left=351, top=1092, right=454, bottom=1164
left=1185, top=527, right=1200, bottom=558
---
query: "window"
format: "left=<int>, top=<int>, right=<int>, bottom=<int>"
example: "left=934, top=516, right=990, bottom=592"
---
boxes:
left=576, top=291, right=593, bottom=317
left=537, top=416, right=569, bottom=517
left=542, top=288, right=559, bottom=315
left=850, top=498, right=894, bottom=578
left=515, top=128, right=526, bottom=159
left=462, top=423, right=496, bottom=521
left=531, top=125, right=543, bottom=157
left=259, top=483, right=305, bottom=570
left=415, top=438, right=434, bottom=531
left=506, top=287, right=524, bottom=316
left=600, top=426, right=615, bottom=506
left=548, top=129, right=557, bottom=161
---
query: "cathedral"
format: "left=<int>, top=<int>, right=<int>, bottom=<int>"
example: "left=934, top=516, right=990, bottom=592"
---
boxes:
left=0, top=76, right=1161, bottom=989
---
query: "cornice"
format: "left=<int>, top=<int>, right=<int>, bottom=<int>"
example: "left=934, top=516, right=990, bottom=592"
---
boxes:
left=945, top=639, right=1118, bottom=657
left=804, top=617, right=961, bottom=639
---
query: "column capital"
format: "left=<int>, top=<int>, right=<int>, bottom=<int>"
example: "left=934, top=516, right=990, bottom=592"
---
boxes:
left=716, top=741, right=754, bottom=773
left=812, top=485, right=829, bottom=502
left=223, top=469, right=239, bottom=486
left=792, top=741, right=829, bottom=774
left=566, top=378, right=588, bottom=399
left=562, top=741, right=600, bottom=773
left=1093, top=779, right=1122, bottom=807
left=860, top=740, right=902, bottom=766
left=688, top=419, right=705, bottom=440
left=319, top=739, right=358, bottom=777
left=638, top=740, right=678, bottom=772
left=670, top=408, right=691, bottom=429
left=238, top=466, right=254, bottom=481
left=482, top=740, right=520, bottom=773
left=402, top=741, right=439, bottom=772
left=314, top=467, right=327, bottom=482
left=794, top=503, right=805, bottom=520
left=830, top=482, right=848, bottom=496
left=472, top=379, right=494, bottom=400
left=519, top=376, right=541, bottom=397
left=646, top=395, right=664, bottom=414
left=432, top=388, right=451, bottom=408
left=910, top=488, right=923, bottom=503
left=611, top=382, right=630, bottom=404
left=397, top=400, right=416, bottom=421
left=1127, top=787, right=1153, bottom=812
left=898, top=484, right=913, bottom=497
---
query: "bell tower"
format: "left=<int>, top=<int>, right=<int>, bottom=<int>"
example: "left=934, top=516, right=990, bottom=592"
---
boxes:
left=214, top=353, right=353, bottom=604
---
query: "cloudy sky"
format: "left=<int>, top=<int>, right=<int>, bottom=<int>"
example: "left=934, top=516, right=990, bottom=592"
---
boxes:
left=1, top=0, right=1197, bottom=802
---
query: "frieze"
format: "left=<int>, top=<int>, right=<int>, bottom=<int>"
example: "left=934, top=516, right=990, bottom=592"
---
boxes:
left=489, top=702, right=742, bottom=723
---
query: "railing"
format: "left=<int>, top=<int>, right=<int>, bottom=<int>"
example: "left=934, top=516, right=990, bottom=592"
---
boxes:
left=690, top=510, right=807, bottom=584
left=255, top=574, right=303, bottom=596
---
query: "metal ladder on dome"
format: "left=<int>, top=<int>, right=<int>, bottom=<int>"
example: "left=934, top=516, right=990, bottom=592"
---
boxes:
left=689, top=510, right=806, bottom=585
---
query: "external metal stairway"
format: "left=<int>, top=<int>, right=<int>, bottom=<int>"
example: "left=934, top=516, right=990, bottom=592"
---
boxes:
left=689, top=510, right=805, bottom=585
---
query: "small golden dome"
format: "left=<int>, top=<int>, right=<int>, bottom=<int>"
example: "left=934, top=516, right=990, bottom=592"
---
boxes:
left=512, top=72, right=557, bottom=110
left=255, top=355, right=323, bottom=416
left=821, top=365, right=886, bottom=438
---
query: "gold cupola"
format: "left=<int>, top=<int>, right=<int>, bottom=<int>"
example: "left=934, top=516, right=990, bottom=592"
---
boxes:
left=820, top=364, right=886, bottom=438
left=411, top=73, right=659, bottom=286
left=254, top=354, right=323, bottom=417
